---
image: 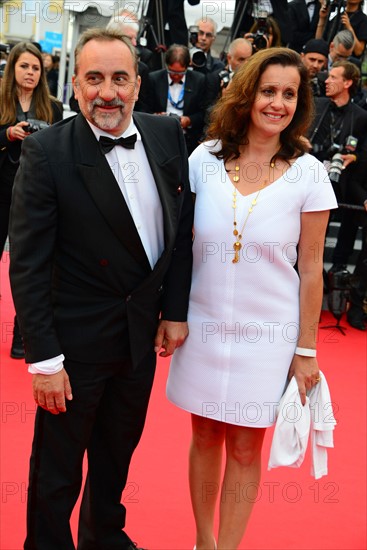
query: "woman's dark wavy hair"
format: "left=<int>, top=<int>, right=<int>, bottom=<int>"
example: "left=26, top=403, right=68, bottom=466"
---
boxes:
left=206, top=47, right=314, bottom=165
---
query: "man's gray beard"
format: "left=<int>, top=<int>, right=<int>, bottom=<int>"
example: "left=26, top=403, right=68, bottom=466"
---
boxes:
left=90, top=107, right=124, bottom=131
left=89, top=98, right=125, bottom=131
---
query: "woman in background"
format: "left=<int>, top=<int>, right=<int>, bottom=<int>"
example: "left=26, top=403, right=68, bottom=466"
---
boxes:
left=0, top=42, right=63, bottom=358
left=245, top=15, right=282, bottom=52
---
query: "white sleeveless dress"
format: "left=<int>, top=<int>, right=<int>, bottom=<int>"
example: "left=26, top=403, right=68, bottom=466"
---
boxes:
left=167, top=141, right=337, bottom=427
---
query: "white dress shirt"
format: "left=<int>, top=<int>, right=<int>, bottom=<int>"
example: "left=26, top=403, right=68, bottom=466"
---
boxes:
left=29, top=117, right=164, bottom=375
left=268, top=371, right=336, bottom=479
left=166, top=74, right=186, bottom=117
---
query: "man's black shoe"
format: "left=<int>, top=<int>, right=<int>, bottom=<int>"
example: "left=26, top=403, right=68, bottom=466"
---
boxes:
left=347, top=316, right=366, bottom=331
left=328, top=264, right=347, bottom=273
left=10, top=317, right=25, bottom=359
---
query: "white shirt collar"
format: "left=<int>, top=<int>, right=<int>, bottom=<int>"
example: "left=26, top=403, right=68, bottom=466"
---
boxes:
left=167, top=74, right=186, bottom=86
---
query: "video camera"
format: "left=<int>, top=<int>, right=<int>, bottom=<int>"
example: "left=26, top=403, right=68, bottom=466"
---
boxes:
left=328, top=135, right=358, bottom=183
left=247, top=12, right=269, bottom=52
left=188, top=26, right=207, bottom=69
left=24, top=119, right=50, bottom=134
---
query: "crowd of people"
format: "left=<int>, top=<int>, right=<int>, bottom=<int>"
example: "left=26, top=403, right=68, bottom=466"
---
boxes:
left=0, top=1, right=365, bottom=549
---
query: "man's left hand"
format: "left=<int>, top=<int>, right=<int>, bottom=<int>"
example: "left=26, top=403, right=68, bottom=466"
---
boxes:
left=154, top=320, right=189, bottom=357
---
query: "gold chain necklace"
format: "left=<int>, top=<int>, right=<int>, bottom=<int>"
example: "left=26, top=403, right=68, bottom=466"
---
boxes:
left=231, top=160, right=274, bottom=264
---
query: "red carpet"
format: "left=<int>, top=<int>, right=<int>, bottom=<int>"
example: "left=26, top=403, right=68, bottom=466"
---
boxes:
left=1, top=252, right=366, bottom=550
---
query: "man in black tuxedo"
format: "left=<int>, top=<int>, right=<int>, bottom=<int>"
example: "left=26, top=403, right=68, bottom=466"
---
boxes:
left=9, top=28, right=193, bottom=550
left=288, top=0, right=321, bottom=52
left=147, top=0, right=200, bottom=47
left=148, top=44, right=206, bottom=154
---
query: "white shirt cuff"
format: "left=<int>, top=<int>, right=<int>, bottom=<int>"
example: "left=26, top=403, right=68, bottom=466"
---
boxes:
left=28, top=354, right=65, bottom=375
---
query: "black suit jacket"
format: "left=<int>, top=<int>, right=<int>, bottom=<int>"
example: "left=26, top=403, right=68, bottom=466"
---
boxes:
left=147, top=68, right=206, bottom=153
left=9, top=112, right=193, bottom=368
left=288, top=0, right=320, bottom=52
left=146, top=0, right=200, bottom=48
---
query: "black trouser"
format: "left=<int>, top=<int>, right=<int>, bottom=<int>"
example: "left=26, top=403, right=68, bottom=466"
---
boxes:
left=24, top=352, right=156, bottom=550
left=0, top=175, right=14, bottom=259
left=332, top=209, right=360, bottom=266
left=348, top=224, right=367, bottom=316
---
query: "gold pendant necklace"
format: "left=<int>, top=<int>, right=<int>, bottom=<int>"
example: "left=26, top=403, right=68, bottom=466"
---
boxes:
left=231, top=161, right=274, bottom=264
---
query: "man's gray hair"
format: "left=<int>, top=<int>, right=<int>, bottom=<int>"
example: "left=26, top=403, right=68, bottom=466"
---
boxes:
left=74, top=27, right=138, bottom=75
left=106, top=16, right=139, bottom=35
left=195, top=17, right=217, bottom=36
left=333, top=29, right=355, bottom=51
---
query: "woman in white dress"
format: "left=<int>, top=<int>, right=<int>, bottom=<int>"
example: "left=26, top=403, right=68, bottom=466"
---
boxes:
left=166, top=48, right=337, bottom=549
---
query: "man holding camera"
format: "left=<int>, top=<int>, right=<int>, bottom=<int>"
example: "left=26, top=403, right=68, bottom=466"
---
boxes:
left=231, top=0, right=292, bottom=45
left=205, top=38, right=253, bottom=110
left=308, top=61, right=367, bottom=199
left=308, top=60, right=367, bottom=329
left=190, top=17, right=225, bottom=74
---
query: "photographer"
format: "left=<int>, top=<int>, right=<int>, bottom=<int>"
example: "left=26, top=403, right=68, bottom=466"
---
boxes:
left=308, top=61, right=367, bottom=198
left=189, top=18, right=225, bottom=74
left=245, top=14, right=282, bottom=51
left=316, top=0, right=367, bottom=57
left=0, top=42, right=63, bottom=358
left=308, top=61, right=367, bottom=329
left=231, top=0, right=292, bottom=45
left=204, top=38, right=253, bottom=114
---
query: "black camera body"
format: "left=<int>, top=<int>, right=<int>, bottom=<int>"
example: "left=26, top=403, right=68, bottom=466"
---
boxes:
left=24, top=119, right=50, bottom=134
left=218, top=69, right=231, bottom=88
left=249, top=14, right=269, bottom=51
left=189, top=25, right=199, bottom=47
left=328, top=135, right=358, bottom=183
left=190, top=47, right=207, bottom=69
left=0, top=43, right=10, bottom=54
left=188, top=25, right=207, bottom=69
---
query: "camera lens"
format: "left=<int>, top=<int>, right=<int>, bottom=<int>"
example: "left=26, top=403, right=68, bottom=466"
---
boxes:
left=254, top=34, right=268, bottom=50
left=328, top=153, right=344, bottom=183
left=190, top=48, right=206, bottom=68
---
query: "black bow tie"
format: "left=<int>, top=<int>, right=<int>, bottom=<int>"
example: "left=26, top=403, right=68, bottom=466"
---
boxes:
left=170, top=80, right=183, bottom=85
left=99, top=134, right=137, bottom=154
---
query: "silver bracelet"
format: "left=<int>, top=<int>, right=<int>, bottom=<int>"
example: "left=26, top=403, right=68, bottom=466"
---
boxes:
left=295, top=346, right=317, bottom=357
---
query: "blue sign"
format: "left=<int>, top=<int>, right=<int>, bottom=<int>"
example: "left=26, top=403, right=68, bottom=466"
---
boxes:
left=40, top=31, right=63, bottom=53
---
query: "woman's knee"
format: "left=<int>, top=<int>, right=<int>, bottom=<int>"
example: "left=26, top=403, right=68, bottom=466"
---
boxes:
left=191, top=414, right=225, bottom=450
left=226, top=428, right=265, bottom=467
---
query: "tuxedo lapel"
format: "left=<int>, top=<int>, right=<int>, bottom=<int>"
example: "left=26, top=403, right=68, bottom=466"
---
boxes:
left=310, top=3, right=320, bottom=27
left=74, top=115, right=151, bottom=272
left=133, top=113, right=182, bottom=255
left=183, top=71, right=194, bottom=113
